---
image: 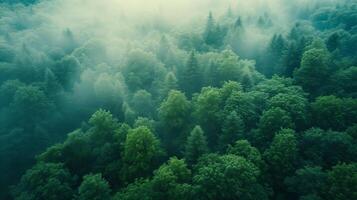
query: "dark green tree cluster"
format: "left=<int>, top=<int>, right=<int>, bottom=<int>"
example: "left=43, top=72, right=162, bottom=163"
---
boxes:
left=0, top=0, right=356, bottom=200
left=11, top=75, right=357, bottom=199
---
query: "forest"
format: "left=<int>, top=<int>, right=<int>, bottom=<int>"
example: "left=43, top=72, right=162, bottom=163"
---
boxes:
left=0, top=0, right=356, bottom=199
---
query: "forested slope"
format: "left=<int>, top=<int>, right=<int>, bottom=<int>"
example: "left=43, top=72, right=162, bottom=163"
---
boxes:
left=0, top=0, right=356, bottom=199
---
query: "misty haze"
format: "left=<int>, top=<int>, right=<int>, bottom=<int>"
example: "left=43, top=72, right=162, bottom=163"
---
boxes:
left=0, top=0, right=356, bottom=199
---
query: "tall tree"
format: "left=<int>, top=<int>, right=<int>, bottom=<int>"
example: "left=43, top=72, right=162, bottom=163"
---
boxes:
left=160, top=72, right=178, bottom=99
left=184, top=125, right=209, bottom=165
left=294, top=48, right=330, bottom=95
left=265, top=34, right=288, bottom=76
left=122, top=126, right=163, bottom=183
left=263, top=129, right=298, bottom=198
left=219, top=111, right=245, bottom=149
left=193, top=87, right=223, bottom=148
left=158, top=90, right=191, bottom=155
left=203, top=12, right=216, bottom=46
left=181, top=51, right=201, bottom=96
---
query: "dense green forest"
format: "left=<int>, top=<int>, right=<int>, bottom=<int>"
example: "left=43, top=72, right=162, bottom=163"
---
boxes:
left=0, top=0, right=356, bottom=199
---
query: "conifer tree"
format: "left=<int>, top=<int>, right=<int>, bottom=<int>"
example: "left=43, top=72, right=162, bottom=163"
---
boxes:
left=185, top=125, right=208, bottom=165
left=181, top=51, right=201, bottom=96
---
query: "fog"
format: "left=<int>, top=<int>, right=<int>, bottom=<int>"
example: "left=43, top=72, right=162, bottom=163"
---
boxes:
left=1, top=0, right=344, bottom=62
left=0, top=0, right=355, bottom=199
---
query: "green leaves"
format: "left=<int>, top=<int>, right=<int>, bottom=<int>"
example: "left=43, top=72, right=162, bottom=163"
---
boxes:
left=294, top=48, right=331, bottom=94
left=311, top=96, right=357, bottom=131
left=122, top=126, right=163, bottom=183
left=185, top=126, right=208, bottom=165
left=193, top=154, right=266, bottom=200
left=78, top=173, right=111, bottom=200
left=263, top=129, right=298, bottom=189
left=326, top=163, right=357, bottom=200
left=13, top=163, right=74, bottom=200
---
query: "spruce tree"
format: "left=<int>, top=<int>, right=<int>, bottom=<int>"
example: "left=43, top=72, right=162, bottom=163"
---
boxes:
left=181, top=51, right=201, bottom=96
left=185, top=125, right=208, bottom=165
left=219, top=111, right=245, bottom=149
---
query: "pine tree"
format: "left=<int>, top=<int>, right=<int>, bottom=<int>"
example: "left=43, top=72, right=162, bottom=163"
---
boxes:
left=185, top=125, right=208, bottom=165
left=160, top=72, right=178, bottom=99
left=219, top=111, right=245, bottom=149
left=204, top=12, right=216, bottom=45
left=181, top=51, right=201, bottom=96
left=235, top=16, right=243, bottom=28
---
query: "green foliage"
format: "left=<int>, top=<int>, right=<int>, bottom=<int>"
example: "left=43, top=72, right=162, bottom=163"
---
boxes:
left=193, top=154, right=267, bottom=200
left=220, top=111, right=245, bottom=148
left=160, top=72, right=178, bottom=99
left=13, top=163, right=74, bottom=200
left=223, top=90, right=260, bottom=129
left=2, top=1, right=357, bottom=199
left=257, top=107, right=295, bottom=145
left=285, top=166, right=327, bottom=199
left=11, top=85, right=53, bottom=125
left=89, top=109, right=118, bottom=132
left=52, top=55, right=81, bottom=91
left=193, top=87, right=222, bottom=147
left=122, top=126, right=163, bottom=183
left=181, top=51, right=201, bottom=96
left=185, top=126, right=208, bottom=165
left=131, top=90, right=154, bottom=118
left=151, top=157, right=192, bottom=200
left=294, top=48, right=330, bottom=94
left=159, top=90, right=191, bottom=130
left=134, top=117, right=156, bottom=133
left=264, top=34, right=288, bottom=76
left=311, top=96, right=357, bottom=131
left=123, top=50, right=166, bottom=93
left=203, top=12, right=226, bottom=48
left=263, top=129, right=298, bottom=196
left=158, top=90, right=191, bottom=154
left=326, top=163, right=357, bottom=200
left=114, top=179, right=153, bottom=200
left=0, top=79, right=25, bottom=107
left=78, top=173, right=111, bottom=200
left=332, top=66, right=357, bottom=97
left=300, top=128, right=355, bottom=167
left=268, top=93, right=309, bottom=129
left=227, top=140, right=263, bottom=168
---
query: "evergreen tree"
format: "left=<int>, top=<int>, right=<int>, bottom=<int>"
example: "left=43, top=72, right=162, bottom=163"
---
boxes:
left=181, top=51, right=201, bottom=96
left=235, top=16, right=243, bottom=28
left=265, top=34, right=288, bottom=76
left=184, top=125, right=209, bottom=165
left=204, top=12, right=216, bottom=45
left=219, top=111, right=245, bottom=149
left=160, top=72, right=178, bottom=99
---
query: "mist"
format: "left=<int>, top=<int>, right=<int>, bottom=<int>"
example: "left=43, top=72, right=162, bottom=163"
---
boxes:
left=0, top=0, right=356, bottom=199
